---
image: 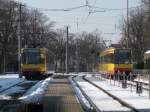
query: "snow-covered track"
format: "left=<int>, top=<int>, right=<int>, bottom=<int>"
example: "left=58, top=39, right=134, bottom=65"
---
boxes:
left=83, top=76, right=138, bottom=112
left=0, top=80, right=25, bottom=94
left=71, top=76, right=100, bottom=112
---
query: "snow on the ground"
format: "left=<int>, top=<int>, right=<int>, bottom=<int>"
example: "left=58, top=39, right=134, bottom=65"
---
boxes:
left=53, top=72, right=93, bottom=76
left=85, top=76, right=150, bottom=112
left=0, top=74, right=24, bottom=92
left=68, top=77, right=91, bottom=111
left=1, top=86, right=25, bottom=95
left=0, top=74, right=25, bottom=99
left=60, top=72, right=93, bottom=77
left=74, top=76, right=131, bottom=112
left=19, top=77, right=51, bottom=103
left=0, top=95, right=11, bottom=100
left=0, top=74, right=19, bottom=78
left=0, top=80, right=38, bottom=99
left=47, top=71, right=55, bottom=74
left=134, top=75, right=149, bottom=84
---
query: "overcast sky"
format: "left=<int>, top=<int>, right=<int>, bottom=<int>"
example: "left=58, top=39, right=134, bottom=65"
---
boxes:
left=15, top=0, right=141, bottom=43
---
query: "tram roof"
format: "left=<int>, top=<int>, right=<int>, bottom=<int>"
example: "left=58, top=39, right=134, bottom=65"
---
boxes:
left=100, top=47, right=131, bottom=56
left=21, top=48, right=46, bottom=52
left=100, top=47, right=115, bottom=56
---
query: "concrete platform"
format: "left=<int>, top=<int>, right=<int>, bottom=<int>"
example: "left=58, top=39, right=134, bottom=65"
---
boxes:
left=42, top=76, right=84, bottom=112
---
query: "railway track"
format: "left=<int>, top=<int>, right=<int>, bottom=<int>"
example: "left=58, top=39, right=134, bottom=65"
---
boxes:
left=42, top=75, right=84, bottom=112
left=0, top=80, right=26, bottom=94
left=71, top=76, right=100, bottom=112
left=0, top=80, right=25, bottom=111
left=0, top=79, right=38, bottom=112
left=72, top=76, right=136, bottom=112
left=81, top=76, right=138, bottom=112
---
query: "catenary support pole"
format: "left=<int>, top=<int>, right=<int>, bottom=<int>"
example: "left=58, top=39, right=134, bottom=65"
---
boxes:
left=127, top=0, right=129, bottom=48
left=18, top=2, right=22, bottom=78
left=65, top=26, right=69, bottom=74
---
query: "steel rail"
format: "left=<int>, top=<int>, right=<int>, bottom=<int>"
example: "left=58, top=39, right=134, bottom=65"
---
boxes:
left=72, top=76, right=101, bottom=112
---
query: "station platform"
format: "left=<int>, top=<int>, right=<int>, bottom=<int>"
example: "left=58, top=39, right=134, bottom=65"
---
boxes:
left=42, top=76, right=84, bottom=112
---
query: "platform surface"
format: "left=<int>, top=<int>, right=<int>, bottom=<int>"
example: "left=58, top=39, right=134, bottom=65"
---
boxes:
left=42, top=76, right=84, bottom=112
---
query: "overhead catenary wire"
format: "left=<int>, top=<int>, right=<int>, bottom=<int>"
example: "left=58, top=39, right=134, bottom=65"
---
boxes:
left=87, top=4, right=144, bottom=12
left=81, top=0, right=101, bottom=25
left=23, top=1, right=142, bottom=36
left=28, top=5, right=87, bottom=12
left=83, top=0, right=97, bottom=23
left=27, top=3, right=143, bottom=13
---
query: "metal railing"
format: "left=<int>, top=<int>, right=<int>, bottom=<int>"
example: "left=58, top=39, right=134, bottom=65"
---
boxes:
left=99, top=70, right=150, bottom=99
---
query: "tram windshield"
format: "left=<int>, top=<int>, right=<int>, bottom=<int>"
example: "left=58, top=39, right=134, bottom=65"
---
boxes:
left=22, top=49, right=41, bottom=64
left=115, top=49, right=131, bottom=64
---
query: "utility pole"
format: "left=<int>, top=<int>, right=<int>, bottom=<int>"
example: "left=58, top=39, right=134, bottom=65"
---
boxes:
left=127, top=0, right=129, bottom=48
left=76, top=18, right=79, bottom=73
left=65, top=26, right=69, bottom=74
left=75, top=40, right=79, bottom=73
left=18, top=2, right=22, bottom=78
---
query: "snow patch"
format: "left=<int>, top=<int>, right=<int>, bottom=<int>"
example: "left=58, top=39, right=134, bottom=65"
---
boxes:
left=0, top=74, right=19, bottom=78
left=19, top=77, right=51, bottom=103
left=69, top=77, right=91, bottom=110
left=74, top=76, right=130, bottom=111
left=86, top=76, right=150, bottom=111
left=0, top=95, right=11, bottom=100
left=0, top=74, right=25, bottom=93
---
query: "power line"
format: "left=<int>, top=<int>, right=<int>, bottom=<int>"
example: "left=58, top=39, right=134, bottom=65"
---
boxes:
left=84, top=0, right=98, bottom=22
left=27, top=3, right=141, bottom=13
left=81, top=0, right=104, bottom=24
left=88, top=4, right=144, bottom=12
left=22, top=1, right=143, bottom=13
left=28, top=5, right=87, bottom=12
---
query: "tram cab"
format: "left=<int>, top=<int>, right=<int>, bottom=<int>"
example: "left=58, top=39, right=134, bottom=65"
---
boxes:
left=99, top=47, right=133, bottom=78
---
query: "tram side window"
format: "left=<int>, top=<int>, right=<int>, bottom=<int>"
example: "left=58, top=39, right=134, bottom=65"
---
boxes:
left=103, top=54, right=114, bottom=63
left=100, top=56, right=104, bottom=64
left=103, top=55, right=107, bottom=63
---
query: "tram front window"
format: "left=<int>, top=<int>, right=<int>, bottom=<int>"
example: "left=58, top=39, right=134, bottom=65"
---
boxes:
left=22, top=50, right=41, bottom=64
left=115, top=49, right=131, bottom=64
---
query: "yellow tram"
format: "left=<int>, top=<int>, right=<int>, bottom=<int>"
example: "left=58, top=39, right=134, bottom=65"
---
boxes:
left=21, top=48, right=47, bottom=79
left=99, top=47, right=133, bottom=77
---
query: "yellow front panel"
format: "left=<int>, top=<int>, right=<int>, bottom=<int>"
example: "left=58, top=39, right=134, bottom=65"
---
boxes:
left=99, top=63, right=133, bottom=74
left=21, top=64, right=46, bottom=72
left=115, top=64, right=133, bottom=69
left=99, top=63, right=115, bottom=74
